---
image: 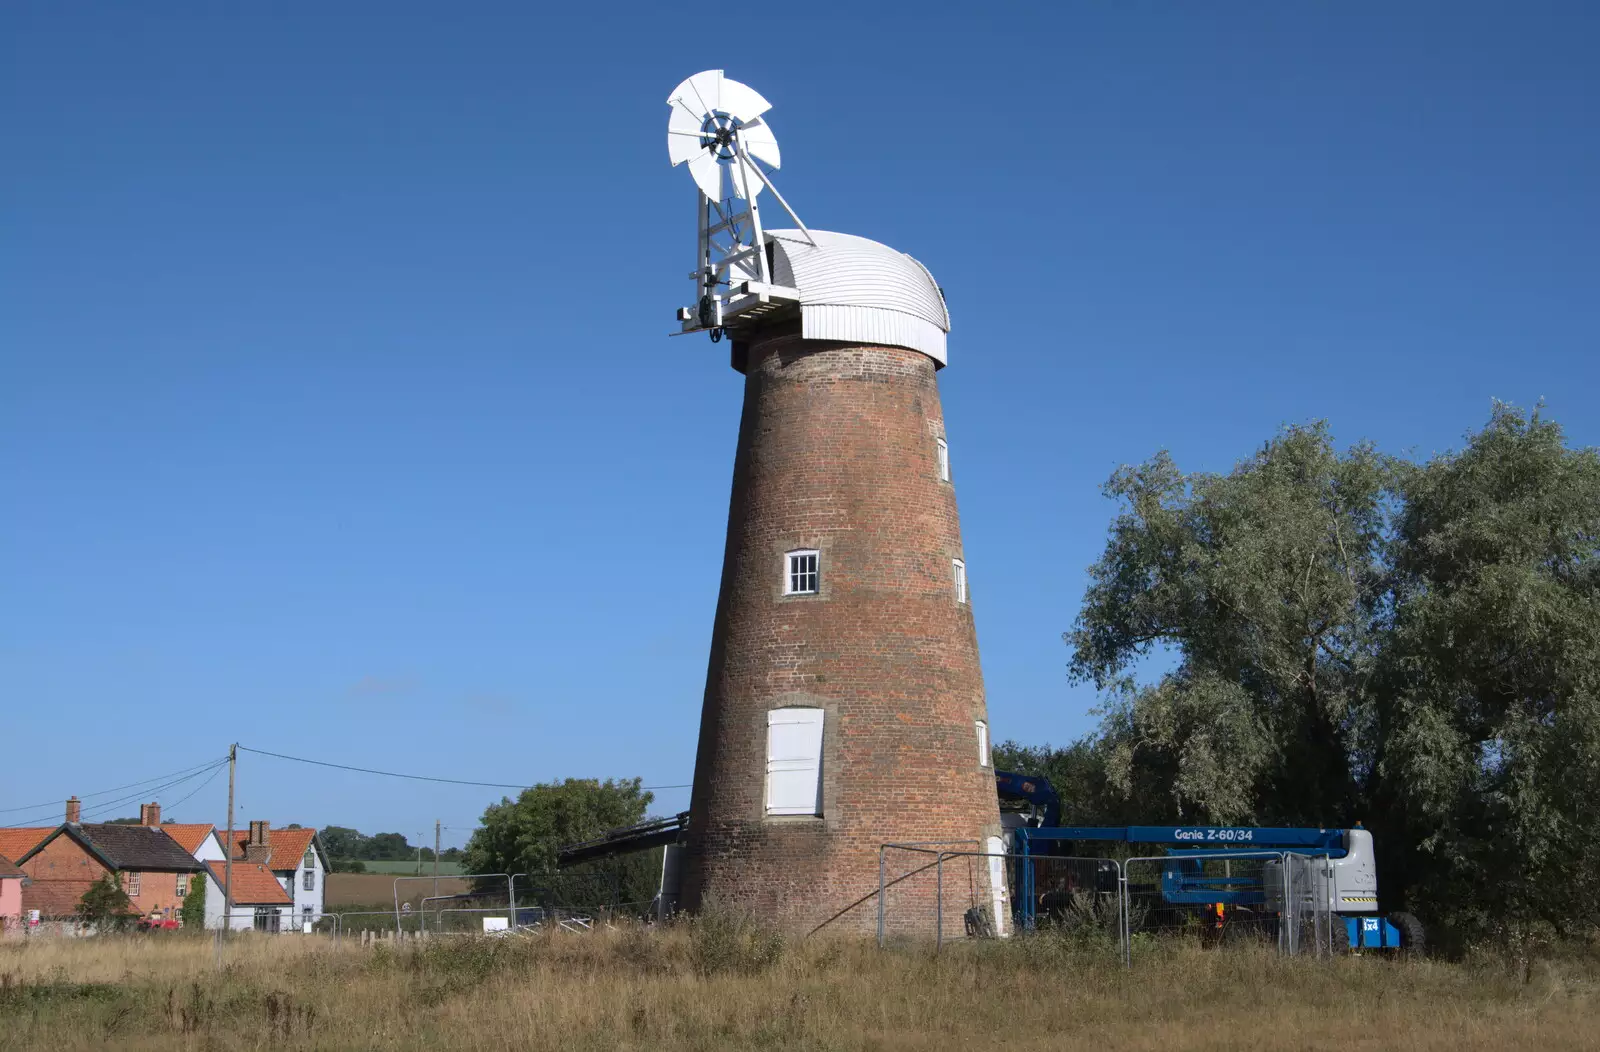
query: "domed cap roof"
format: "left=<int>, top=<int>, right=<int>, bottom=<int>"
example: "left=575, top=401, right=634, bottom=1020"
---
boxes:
left=765, top=230, right=951, bottom=367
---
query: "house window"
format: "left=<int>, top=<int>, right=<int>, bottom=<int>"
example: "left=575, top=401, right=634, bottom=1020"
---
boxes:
left=953, top=559, right=967, bottom=604
left=303, top=906, right=314, bottom=923
left=303, top=869, right=315, bottom=891
left=766, top=707, right=824, bottom=816
left=976, top=720, right=991, bottom=768
left=124, top=872, right=141, bottom=897
left=784, top=550, right=819, bottom=595
left=176, top=874, right=188, bottom=897
left=936, top=438, right=950, bottom=482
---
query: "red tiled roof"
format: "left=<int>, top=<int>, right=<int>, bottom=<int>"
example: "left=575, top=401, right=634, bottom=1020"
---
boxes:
left=0, top=829, right=53, bottom=863
left=162, top=824, right=215, bottom=856
left=205, top=861, right=292, bottom=906
left=227, top=827, right=317, bottom=869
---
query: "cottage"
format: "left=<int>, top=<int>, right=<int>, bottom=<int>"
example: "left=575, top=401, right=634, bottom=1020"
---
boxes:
left=15, top=806, right=203, bottom=922
left=220, top=821, right=328, bottom=929
left=202, top=860, right=293, bottom=931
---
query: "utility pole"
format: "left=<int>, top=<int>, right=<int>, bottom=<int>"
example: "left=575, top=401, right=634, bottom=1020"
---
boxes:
left=433, top=820, right=441, bottom=901
left=224, top=743, right=236, bottom=938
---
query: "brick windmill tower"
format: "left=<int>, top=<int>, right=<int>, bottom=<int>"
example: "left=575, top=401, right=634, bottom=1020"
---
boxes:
left=665, top=71, right=1005, bottom=937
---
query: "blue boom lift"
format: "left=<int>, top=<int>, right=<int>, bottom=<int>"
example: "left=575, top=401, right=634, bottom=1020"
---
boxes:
left=995, top=770, right=1424, bottom=953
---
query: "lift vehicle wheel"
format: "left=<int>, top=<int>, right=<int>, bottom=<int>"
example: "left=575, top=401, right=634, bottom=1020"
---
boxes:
left=1388, top=911, right=1425, bottom=956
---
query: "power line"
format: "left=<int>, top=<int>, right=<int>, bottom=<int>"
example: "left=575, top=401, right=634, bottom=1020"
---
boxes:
left=0, top=756, right=229, bottom=816
left=1, top=758, right=230, bottom=829
left=73, top=761, right=230, bottom=825
left=236, top=745, right=691, bottom=792
left=163, top=761, right=229, bottom=814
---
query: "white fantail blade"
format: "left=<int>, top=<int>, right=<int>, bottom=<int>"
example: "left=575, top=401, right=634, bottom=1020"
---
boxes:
left=717, top=77, right=771, bottom=123
left=667, top=101, right=704, bottom=166
left=667, top=70, right=722, bottom=119
left=738, top=119, right=781, bottom=169
left=687, top=151, right=722, bottom=200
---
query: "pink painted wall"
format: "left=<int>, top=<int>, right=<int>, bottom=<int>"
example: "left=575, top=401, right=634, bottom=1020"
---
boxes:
left=0, top=876, right=22, bottom=920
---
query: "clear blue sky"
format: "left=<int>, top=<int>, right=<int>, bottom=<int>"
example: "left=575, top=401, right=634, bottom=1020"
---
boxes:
left=3, top=3, right=1596, bottom=847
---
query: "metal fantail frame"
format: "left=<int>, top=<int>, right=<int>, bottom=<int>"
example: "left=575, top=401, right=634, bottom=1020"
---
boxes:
left=666, top=70, right=815, bottom=340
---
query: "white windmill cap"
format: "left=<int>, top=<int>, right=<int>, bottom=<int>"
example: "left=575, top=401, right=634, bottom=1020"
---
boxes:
left=764, top=230, right=951, bottom=367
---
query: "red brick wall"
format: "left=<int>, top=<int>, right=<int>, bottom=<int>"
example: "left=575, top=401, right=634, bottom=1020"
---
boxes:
left=20, top=834, right=103, bottom=917
left=681, top=335, right=1004, bottom=937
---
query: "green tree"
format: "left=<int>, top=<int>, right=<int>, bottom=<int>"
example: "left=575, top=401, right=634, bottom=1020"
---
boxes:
left=78, top=872, right=133, bottom=929
left=319, top=826, right=368, bottom=860
left=1067, top=422, right=1391, bottom=826
left=1043, top=405, right=1600, bottom=939
left=180, top=870, right=207, bottom=928
left=993, top=738, right=1130, bottom=825
left=1380, top=405, right=1600, bottom=938
left=366, top=832, right=413, bottom=860
left=462, top=778, right=658, bottom=911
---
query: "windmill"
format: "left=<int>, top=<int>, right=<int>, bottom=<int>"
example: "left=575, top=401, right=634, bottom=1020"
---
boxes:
left=665, top=72, right=1004, bottom=938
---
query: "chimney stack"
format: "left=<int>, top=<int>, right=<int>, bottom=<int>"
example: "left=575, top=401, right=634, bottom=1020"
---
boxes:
left=139, top=802, right=161, bottom=826
left=65, top=796, right=81, bottom=823
left=244, top=820, right=272, bottom=863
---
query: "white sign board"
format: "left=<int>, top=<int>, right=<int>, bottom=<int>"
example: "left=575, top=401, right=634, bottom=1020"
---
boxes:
left=482, top=916, right=509, bottom=933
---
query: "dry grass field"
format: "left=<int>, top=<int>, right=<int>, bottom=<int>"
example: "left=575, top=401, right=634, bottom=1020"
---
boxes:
left=1, top=919, right=1595, bottom=1052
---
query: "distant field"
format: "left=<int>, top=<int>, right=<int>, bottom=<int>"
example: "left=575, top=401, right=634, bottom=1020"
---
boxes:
left=325, top=873, right=471, bottom=907
left=337, top=859, right=466, bottom=876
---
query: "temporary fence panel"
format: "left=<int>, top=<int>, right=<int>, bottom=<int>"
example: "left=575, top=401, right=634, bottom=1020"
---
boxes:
left=1011, top=852, right=1124, bottom=938
left=1266, top=853, right=1337, bottom=957
left=877, top=841, right=981, bottom=944
left=393, top=873, right=512, bottom=931
left=1121, top=851, right=1290, bottom=957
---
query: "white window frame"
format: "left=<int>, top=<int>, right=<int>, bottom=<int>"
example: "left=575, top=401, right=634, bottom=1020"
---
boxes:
left=784, top=549, right=820, bottom=596
left=953, top=558, right=967, bottom=604
left=936, top=437, right=950, bottom=482
left=765, top=707, right=824, bottom=817
left=125, top=872, right=141, bottom=897
left=976, top=720, right=991, bottom=768
left=303, top=868, right=315, bottom=891
left=176, top=873, right=187, bottom=897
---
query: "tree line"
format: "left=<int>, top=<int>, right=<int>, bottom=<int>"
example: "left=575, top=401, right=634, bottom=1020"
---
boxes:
left=999, top=403, right=1598, bottom=948
left=320, top=826, right=464, bottom=871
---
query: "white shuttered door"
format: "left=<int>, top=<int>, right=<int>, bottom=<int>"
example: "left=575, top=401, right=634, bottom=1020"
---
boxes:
left=766, top=708, right=824, bottom=815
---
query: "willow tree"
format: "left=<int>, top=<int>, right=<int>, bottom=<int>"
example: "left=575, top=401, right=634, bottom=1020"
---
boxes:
left=1067, top=423, right=1392, bottom=826
left=1380, top=405, right=1600, bottom=936
left=1057, top=405, right=1600, bottom=936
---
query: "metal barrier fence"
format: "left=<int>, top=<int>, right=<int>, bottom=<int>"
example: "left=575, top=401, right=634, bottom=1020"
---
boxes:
left=877, top=841, right=982, bottom=945
left=1010, top=852, right=1124, bottom=939
left=883, top=842, right=1344, bottom=966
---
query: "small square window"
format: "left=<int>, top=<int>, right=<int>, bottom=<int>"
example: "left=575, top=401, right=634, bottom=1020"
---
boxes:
left=936, top=438, right=950, bottom=482
left=785, top=550, right=820, bottom=595
left=953, top=559, right=967, bottom=604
